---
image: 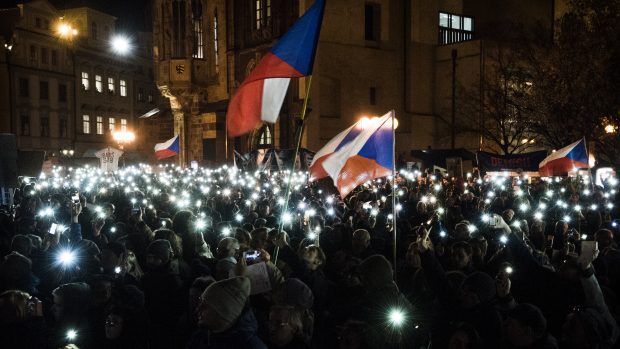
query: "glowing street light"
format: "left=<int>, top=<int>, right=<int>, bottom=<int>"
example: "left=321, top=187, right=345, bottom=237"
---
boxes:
left=56, top=18, right=78, bottom=40
left=110, top=35, right=131, bottom=55
left=112, top=130, right=135, bottom=150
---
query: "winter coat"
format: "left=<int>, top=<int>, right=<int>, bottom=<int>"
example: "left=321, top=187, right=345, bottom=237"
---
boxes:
left=185, top=307, right=267, bottom=349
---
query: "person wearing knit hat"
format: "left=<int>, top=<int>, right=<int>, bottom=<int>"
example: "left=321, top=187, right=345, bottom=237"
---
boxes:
left=198, top=276, right=251, bottom=332
left=191, top=276, right=267, bottom=348
left=461, top=271, right=496, bottom=308
left=503, top=303, right=556, bottom=347
left=358, top=254, right=393, bottom=289
left=146, top=239, right=173, bottom=267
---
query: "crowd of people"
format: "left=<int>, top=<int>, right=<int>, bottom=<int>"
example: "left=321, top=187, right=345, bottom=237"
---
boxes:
left=0, top=163, right=619, bottom=349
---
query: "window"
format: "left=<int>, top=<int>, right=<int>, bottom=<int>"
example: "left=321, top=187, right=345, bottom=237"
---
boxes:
left=214, top=9, right=219, bottom=71
left=39, top=81, right=48, bottom=100
left=192, top=1, right=204, bottom=59
left=91, top=22, right=97, bottom=40
left=96, top=116, right=104, bottom=134
left=258, top=125, right=272, bottom=147
left=95, top=75, right=102, bottom=92
left=58, top=83, right=67, bottom=102
left=30, top=45, right=37, bottom=64
left=20, top=113, right=30, bottom=136
left=43, top=19, right=49, bottom=30
left=148, top=92, right=153, bottom=103
left=369, top=87, right=376, bottom=105
left=365, top=3, right=380, bottom=42
left=40, top=113, right=49, bottom=137
left=120, top=118, right=127, bottom=132
left=108, top=77, right=115, bottom=94
left=172, top=1, right=187, bottom=57
left=120, top=79, right=127, bottom=96
left=35, top=17, right=41, bottom=28
left=82, top=115, right=90, bottom=134
left=51, top=50, right=58, bottom=65
left=108, top=117, right=116, bottom=131
left=255, top=0, right=271, bottom=30
left=59, top=116, right=68, bottom=137
left=138, top=88, right=144, bottom=102
left=81, top=72, right=90, bottom=90
left=438, top=12, right=474, bottom=45
left=19, top=78, right=29, bottom=97
left=41, top=47, right=48, bottom=64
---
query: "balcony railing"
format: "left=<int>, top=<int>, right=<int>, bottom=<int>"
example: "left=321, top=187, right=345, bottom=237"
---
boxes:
left=439, top=27, right=474, bottom=45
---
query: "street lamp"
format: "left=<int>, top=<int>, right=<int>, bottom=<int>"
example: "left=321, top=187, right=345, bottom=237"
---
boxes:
left=358, top=115, right=399, bottom=130
left=605, top=124, right=616, bottom=134
left=112, top=130, right=135, bottom=150
left=110, top=35, right=132, bottom=55
left=55, top=18, right=78, bottom=40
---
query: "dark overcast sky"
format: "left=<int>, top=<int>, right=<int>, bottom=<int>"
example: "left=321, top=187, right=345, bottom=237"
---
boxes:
left=3, top=0, right=153, bottom=32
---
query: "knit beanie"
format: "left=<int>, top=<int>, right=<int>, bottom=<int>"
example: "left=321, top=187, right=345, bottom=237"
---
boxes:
left=147, top=239, right=173, bottom=263
left=462, top=272, right=496, bottom=304
left=507, top=303, right=547, bottom=338
left=359, top=255, right=393, bottom=289
left=202, top=276, right=251, bottom=333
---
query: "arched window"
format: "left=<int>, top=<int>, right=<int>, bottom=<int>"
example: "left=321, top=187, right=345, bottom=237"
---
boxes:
left=257, top=124, right=272, bottom=148
left=192, top=0, right=203, bottom=58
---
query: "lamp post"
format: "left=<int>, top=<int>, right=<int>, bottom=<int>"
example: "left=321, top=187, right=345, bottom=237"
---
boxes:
left=111, top=130, right=135, bottom=167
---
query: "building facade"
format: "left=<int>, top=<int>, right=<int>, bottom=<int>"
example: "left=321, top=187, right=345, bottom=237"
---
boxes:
left=0, top=0, right=164, bottom=163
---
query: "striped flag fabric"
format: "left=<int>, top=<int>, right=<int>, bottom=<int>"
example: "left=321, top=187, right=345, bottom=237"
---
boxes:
left=538, top=139, right=590, bottom=176
left=313, top=110, right=395, bottom=197
left=226, top=0, right=325, bottom=137
left=154, top=135, right=180, bottom=160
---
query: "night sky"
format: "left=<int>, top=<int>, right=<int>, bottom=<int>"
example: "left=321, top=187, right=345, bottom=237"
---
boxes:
left=4, top=0, right=153, bottom=32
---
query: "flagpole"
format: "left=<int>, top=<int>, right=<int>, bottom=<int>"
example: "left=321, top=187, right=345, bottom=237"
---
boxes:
left=274, top=75, right=314, bottom=264
left=391, top=110, right=397, bottom=272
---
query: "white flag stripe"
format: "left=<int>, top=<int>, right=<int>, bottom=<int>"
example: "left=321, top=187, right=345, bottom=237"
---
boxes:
left=261, top=78, right=291, bottom=123
left=309, top=123, right=358, bottom=167
left=154, top=135, right=178, bottom=151
left=539, top=139, right=582, bottom=167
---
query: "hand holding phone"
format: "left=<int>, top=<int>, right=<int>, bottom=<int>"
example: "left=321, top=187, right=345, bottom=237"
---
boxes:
left=50, top=223, right=58, bottom=235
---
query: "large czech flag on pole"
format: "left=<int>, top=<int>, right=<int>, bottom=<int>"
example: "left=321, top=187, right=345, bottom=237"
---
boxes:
left=538, top=138, right=590, bottom=176
left=154, top=135, right=180, bottom=160
left=315, top=111, right=395, bottom=198
left=226, top=0, right=326, bottom=137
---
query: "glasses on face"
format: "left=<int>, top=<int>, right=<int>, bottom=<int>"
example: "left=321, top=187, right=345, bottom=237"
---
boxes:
left=105, top=318, right=121, bottom=326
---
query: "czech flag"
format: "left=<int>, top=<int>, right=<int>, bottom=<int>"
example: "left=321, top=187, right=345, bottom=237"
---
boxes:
left=538, top=138, right=590, bottom=176
left=154, top=135, right=180, bottom=160
left=226, top=0, right=325, bottom=137
left=315, top=110, right=395, bottom=198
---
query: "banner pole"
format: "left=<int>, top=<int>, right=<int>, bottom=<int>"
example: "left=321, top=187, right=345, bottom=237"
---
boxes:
left=274, top=76, right=314, bottom=264
left=391, top=110, right=397, bottom=272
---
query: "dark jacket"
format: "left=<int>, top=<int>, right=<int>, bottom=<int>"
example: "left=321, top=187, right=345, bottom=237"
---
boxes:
left=186, top=307, right=267, bottom=349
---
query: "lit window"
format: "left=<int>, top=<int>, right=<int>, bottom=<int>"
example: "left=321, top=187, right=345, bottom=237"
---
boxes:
left=255, top=0, right=270, bottom=30
left=120, top=118, right=127, bottom=131
left=438, top=12, right=474, bottom=45
left=108, top=77, right=115, bottom=94
left=109, top=117, right=115, bottom=131
left=138, top=88, right=144, bottom=102
left=255, top=0, right=262, bottom=29
left=259, top=125, right=272, bottom=146
left=81, top=72, right=89, bottom=90
left=192, top=3, right=204, bottom=59
left=148, top=93, right=153, bottom=103
left=120, top=79, right=127, bottom=96
left=214, top=9, right=219, bottom=72
left=95, top=75, right=102, bottom=92
left=82, top=115, right=90, bottom=134
left=96, top=116, right=103, bottom=134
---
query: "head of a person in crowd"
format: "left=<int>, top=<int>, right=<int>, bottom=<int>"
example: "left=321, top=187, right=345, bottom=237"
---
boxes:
left=197, top=276, right=251, bottom=333
left=416, top=201, right=427, bottom=215
left=562, top=304, right=615, bottom=349
left=217, top=237, right=240, bottom=259
left=338, top=319, right=381, bottom=349
left=352, top=229, right=371, bottom=255
left=88, top=275, right=113, bottom=307
left=273, top=278, right=314, bottom=310
left=502, top=209, right=515, bottom=223
left=555, top=220, right=569, bottom=238
left=103, top=203, right=115, bottom=218
left=468, top=237, right=487, bottom=265
left=258, top=202, right=270, bottom=218
left=300, top=244, right=326, bottom=271
left=52, top=282, right=91, bottom=323
left=254, top=217, right=267, bottom=228
left=145, top=239, right=173, bottom=269
left=451, top=241, right=473, bottom=271
left=250, top=227, right=269, bottom=250
left=242, top=222, right=255, bottom=232
left=153, top=228, right=183, bottom=259
left=454, top=222, right=471, bottom=241
left=159, top=217, right=173, bottom=230
left=503, top=303, right=548, bottom=347
left=268, top=305, right=304, bottom=347
left=460, top=272, right=496, bottom=309
left=1, top=252, right=33, bottom=291
left=173, top=210, right=195, bottom=236
left=358, top=254, right=394, bottom=290
left=595, top=229, right=615, bottom=251
left=104, top=306, right=127, bottom=341
left=188, top=276, right=215, bottom=322
left=235, top=228, right=252, bottom=250
left=405, top=242, right=422, bottom=269
left=101, top=241, right=127, bottom=274
left=448, top=322, right=481, bottom=349
left=10, top=234, right=32, bottom=257
left=0, top=290, right=32, bottom=325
